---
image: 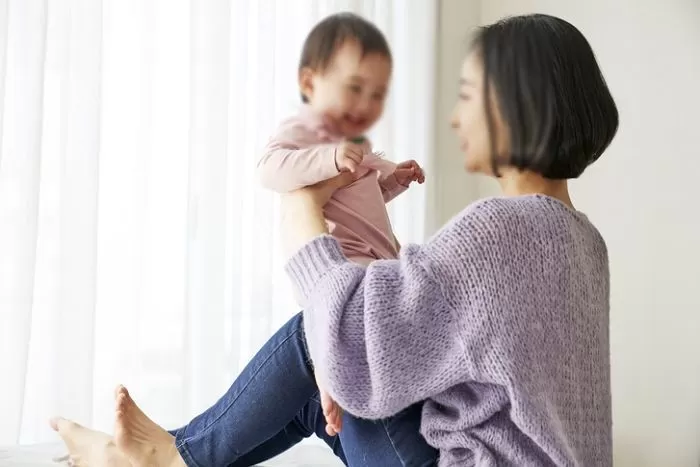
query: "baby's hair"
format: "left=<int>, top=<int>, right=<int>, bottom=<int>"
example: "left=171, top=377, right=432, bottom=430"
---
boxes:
left=299, top=12, right=392, bottom=103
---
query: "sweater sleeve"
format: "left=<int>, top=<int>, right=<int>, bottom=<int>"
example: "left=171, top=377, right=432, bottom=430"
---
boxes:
left=285, top=200, right=503, bottom=419
left=257, top=122, right=339, bottom=193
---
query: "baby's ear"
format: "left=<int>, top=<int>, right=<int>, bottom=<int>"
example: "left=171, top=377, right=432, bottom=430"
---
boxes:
left=298, top=67, right=315, bottom=102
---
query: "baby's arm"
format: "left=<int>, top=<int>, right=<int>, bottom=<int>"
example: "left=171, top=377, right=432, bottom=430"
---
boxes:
left=257, top=123, right=340, bottom=193
left=378, top=173, right=408, bottom=203
left=355, top=137, right=409, bottom=203
left=379, top=159, right=424, bottom=203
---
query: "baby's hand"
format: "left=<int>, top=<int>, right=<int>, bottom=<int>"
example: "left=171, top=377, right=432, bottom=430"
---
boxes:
left=394, top=159, right=426, bottom=187
left=319, top=388, right=343, bottom=436
left=335, top=141, right=366, bottom=173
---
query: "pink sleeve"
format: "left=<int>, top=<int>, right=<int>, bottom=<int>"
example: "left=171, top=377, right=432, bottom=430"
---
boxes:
left=379, top=173, right=408, bottom=203
left=368, top=158, right=407, bottom=203
left=257, top=120, right=339, bottom=193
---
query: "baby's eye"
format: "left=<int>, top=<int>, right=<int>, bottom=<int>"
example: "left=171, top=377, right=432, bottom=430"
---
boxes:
left=348, top=84, right=362, bottom=94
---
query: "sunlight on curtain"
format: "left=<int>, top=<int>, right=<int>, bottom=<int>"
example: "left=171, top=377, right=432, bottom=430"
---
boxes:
left=0, top=0, right=435, bottom=444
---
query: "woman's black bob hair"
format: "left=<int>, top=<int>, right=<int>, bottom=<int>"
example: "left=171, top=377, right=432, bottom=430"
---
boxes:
left=471, top=14, right=619, bottom=179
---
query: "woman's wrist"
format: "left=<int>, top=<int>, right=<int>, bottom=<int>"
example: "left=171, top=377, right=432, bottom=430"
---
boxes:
left=281, top=192, right=329, bottom=259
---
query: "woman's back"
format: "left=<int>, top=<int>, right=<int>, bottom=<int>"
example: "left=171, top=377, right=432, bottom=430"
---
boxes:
left=420, top=194, right=611, bottom=466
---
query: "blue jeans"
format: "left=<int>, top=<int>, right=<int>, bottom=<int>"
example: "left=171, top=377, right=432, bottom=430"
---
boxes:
left=171, top=312, right=438, bottom=467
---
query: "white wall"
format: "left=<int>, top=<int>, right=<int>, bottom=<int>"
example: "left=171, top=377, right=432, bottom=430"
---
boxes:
left=431, top=0, right=482, bottom=229
left=436, top=1, right=700, bottom=465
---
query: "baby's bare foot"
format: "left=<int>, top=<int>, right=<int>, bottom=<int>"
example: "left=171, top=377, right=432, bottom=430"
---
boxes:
left=49, top=417, right=130, bottom=466
left=113, top=385, right=186, bottom=467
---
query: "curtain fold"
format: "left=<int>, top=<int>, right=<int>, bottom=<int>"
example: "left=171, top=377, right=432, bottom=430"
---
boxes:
left=0, top=0, right=436, bottom=445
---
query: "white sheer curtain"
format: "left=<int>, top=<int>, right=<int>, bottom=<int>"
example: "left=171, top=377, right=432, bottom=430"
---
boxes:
left=0, top=0, right=435, bottom=445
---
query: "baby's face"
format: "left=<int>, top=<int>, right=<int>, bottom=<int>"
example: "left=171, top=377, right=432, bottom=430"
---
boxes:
left=300, top=40, right=391, bottom=138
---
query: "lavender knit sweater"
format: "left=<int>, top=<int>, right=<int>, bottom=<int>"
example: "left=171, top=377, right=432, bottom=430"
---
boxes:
left=286, top=195, right=611, bottom=467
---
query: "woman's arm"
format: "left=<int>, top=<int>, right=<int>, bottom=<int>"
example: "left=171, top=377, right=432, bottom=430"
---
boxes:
left=282, top=191, right=501, bottom=419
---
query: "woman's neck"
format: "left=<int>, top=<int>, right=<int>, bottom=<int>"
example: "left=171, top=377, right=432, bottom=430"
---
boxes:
left=497, top=168, right=574, bottom=209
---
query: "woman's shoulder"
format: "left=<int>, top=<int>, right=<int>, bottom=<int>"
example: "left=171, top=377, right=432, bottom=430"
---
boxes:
left=454, top=194, right=582, bottom=221
left=432, top=195, right=543, bottom=245
left=450, top=195, right=601, bottom=238
left=427, top=194, right=607, bottom=264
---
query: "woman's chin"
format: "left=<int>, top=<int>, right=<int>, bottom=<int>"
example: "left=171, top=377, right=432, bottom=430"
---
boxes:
left=463, top=156, right=493, bottom=177
left=463, top=160, right=480, bottom=174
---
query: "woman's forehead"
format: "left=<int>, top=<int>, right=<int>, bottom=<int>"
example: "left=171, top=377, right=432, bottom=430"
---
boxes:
left=461, top=53, right=482, bottom=82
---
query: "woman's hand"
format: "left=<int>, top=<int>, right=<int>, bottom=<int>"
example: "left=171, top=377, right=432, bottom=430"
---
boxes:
left=301, top=171, right=357, bottom=206
left=280, top=172, right=355, bottom=259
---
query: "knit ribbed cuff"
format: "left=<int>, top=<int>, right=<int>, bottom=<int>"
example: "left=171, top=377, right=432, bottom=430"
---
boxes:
left=285, top=235, right=348, bottom=302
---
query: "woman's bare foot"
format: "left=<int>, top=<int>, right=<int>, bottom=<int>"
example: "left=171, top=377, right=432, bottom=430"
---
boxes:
left=113, top=385, right=186, bottom=467
left=49, top=417, right=131, bottom=466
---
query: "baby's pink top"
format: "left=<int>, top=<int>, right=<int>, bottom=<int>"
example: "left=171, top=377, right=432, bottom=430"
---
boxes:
left=258, top=107, right=407, bottom=264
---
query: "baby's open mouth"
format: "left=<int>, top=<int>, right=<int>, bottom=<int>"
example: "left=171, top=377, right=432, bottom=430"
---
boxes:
left=344, top=114, right=367, bottom=127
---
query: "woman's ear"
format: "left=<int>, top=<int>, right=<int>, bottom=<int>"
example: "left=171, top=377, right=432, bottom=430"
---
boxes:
left=299, top=67, right=315, bottom=102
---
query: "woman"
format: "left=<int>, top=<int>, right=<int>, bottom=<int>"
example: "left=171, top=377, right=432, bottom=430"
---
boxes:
left=52, top=13, right=618, bottom=467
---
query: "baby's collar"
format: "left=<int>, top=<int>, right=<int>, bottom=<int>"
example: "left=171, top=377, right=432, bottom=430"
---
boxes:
left=299, top=105, right=342, bottom=139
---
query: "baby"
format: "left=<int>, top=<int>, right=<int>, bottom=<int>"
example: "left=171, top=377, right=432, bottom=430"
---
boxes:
left=258, top=13, right=424, bottom=434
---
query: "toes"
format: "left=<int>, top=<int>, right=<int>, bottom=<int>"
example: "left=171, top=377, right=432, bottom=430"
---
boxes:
left=333, top=414, right=343, bottom=432
left=49, top=417, right=62, bottom=432
left=52, top=454, right=70, bottom=462
left=324, top=404, right=338, bottom=425
left=321, top=398, right=333, bottom=415
left=115, top=391, right=132, bottom=414
left=327, top=407, right=343, bottom=434
left=115, top=402, right=127, bottom=419
left=331, top=416, right=341, bottom=432
left=50, top=417, right=81, bottom=435
left=114, top=384, right=129, bottom=400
